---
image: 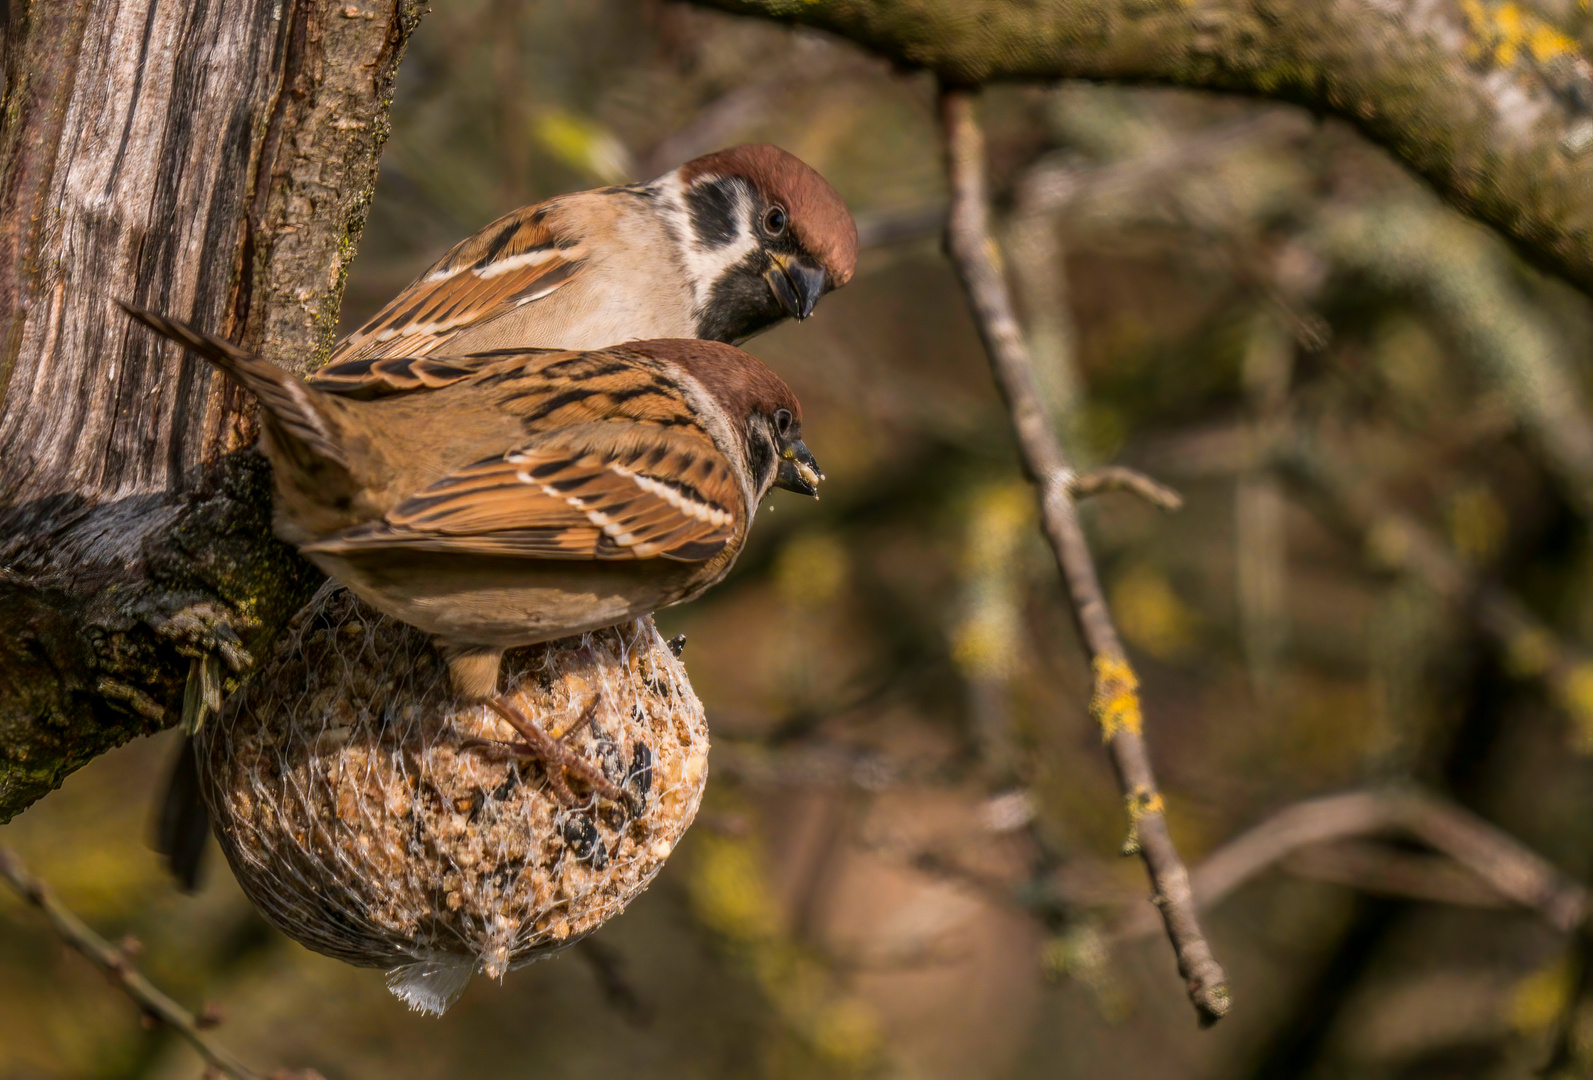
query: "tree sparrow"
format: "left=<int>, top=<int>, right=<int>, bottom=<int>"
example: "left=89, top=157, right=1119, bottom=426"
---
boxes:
left=123, top=304, right=821, bottom=805
left=323, top=144, right=858, bottom=383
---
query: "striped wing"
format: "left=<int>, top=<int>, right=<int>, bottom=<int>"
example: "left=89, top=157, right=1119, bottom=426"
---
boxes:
left=329, top=201, right=585, bottom=366
left=304, top=429, right=742, bottom=562
left=309, top=349, right=564, bottom=400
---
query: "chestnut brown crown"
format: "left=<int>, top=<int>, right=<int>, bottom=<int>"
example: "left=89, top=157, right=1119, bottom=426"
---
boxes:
left=680, top=144, right=858, bottom=289
left=629, top=337, right=803, bottom=431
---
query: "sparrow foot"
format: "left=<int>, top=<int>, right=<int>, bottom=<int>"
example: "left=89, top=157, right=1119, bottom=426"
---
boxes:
left=481, top=696, right=634, bottom=812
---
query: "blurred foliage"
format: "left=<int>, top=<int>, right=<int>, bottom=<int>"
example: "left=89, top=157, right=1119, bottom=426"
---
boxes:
left=9, top=0, right=1593, bottom=1078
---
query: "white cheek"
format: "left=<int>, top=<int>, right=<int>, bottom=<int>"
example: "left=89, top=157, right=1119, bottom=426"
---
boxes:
left=657, top=176, right=761, bottom=313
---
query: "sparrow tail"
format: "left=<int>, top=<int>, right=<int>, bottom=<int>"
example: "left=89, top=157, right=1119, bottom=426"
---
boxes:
left=117, top=301, right=349, bottom=470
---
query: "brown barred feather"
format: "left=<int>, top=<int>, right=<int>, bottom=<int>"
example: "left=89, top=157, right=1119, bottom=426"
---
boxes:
left=328, top=203, right=584, bottom=365
left=305, top=424, right=740, bottom=562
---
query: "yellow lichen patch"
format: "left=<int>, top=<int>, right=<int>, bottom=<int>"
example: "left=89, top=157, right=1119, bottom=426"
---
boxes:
left=1510, top=958, right=1573, bottom=1035
left=1531, top=22, right=1580, bottom=63
left=809, top=998, right=883, bottom=1066
left=532, top=108, right=632, bottom=184
left=689, top=834, right=783, bottom=942
left=775, top=530, right=850, bottom=611
left=1555, top=661, right=1593, bottom=750
left=1119, top=788, right=1165, bottom=856
left=1090, top=655, right=1144, bottom=741
left=1041, top=924, right=1131, bottom=1019
left=1462, top=0, right=1582, bottom=69
left=1126, top=789, right=1165, bottom=821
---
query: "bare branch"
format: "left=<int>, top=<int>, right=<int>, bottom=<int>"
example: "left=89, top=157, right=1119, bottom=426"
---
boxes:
left=1068, top=467, right=1184, bottom=511
left=939, top=85, right=1229, bottom=1026
left=1116, top=790, right=1587, bottom=940
left=1007, top=159, right=1084, bottom=438
left=0, top=847, right=260, bottom=1079
left=1236, top=312, right=1294, bottom=702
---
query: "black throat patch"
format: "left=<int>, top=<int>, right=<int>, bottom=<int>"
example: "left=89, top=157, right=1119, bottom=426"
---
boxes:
left=696, top=251, right=784, bottom=344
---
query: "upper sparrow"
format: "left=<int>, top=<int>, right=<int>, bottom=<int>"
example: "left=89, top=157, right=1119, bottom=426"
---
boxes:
left=121, top=304, right=822, bottom=706
left=319, top=143, right=857, bottom=392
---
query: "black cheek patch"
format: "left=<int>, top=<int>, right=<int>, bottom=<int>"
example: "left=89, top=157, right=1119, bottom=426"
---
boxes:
left=688, top=179, right=740, bottom=248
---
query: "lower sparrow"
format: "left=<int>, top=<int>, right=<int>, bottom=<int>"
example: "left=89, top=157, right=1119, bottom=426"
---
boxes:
left=122, top=303, right=822, bottom=808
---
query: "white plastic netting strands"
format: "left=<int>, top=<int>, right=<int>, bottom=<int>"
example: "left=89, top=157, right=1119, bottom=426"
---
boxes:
left=196, top=585, right=710, bottom=1016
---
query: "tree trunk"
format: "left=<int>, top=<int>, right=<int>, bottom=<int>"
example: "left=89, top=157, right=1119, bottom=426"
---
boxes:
left=0, top=0, right=424, bottom=822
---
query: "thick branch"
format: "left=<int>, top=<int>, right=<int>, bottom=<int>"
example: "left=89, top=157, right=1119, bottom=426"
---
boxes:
left=940, top=86, right=1229, bottom=1026
left=693, top=0, right=1593, bottom=294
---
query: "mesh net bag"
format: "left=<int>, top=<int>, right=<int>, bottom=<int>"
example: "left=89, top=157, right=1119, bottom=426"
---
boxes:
left=196, top=584, right=710, bottom=1015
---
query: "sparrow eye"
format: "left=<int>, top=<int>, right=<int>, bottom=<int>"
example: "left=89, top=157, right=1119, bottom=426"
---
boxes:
left=774, top=408, right=793, bottom=437
left=762, top=205, right=788, bottom=238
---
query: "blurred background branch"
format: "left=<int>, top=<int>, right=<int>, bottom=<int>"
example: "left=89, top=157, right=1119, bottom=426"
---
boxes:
left=1114, top=789, right=1589, bottom=942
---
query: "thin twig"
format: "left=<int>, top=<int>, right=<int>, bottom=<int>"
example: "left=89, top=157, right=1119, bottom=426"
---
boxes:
left=938, top=84, right=1229, bottom=1026
left=0, top=847, right=261, bottom=1080
left=1114, top=789, right=1587, bottom=941
left=1068, top=467, right=1184, bottom=511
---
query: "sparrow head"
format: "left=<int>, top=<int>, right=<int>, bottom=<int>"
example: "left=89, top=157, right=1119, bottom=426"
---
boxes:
left=663, top=145, right=858, bottom=343
left=632, top=339, right=823, bottom=500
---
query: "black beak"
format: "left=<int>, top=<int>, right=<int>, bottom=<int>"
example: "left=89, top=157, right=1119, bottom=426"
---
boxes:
left=773, top=438, right=823, bottom=498
left=765, top=258, right=828, bottom=321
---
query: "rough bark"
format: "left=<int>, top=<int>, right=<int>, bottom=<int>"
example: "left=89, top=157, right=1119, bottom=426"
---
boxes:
left=690, top=0, right=1593, bottom=294
left=0, top=0, right=424, bottom=821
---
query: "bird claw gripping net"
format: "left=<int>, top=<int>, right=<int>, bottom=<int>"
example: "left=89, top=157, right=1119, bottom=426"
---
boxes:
left=196, top=585, right=710, bottom=1015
